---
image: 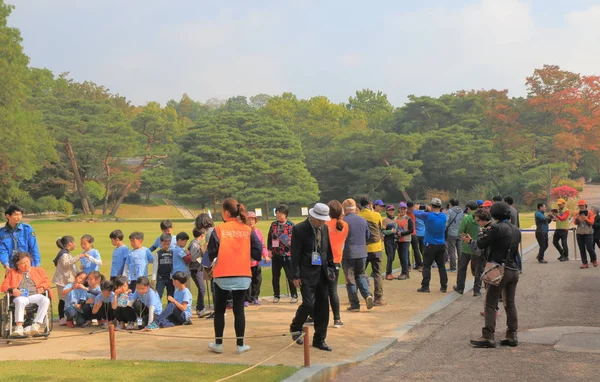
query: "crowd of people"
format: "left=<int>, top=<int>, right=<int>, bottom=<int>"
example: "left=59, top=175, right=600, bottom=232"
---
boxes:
left=1, top=193, right=599, bottom=351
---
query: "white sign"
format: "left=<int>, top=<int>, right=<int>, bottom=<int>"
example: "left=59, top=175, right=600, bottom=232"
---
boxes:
left=255, top=208, right=263, bottom=217
left=301, top=207, right=309, bottom=216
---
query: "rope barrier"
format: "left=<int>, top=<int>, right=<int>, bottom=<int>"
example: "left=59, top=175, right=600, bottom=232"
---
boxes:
left=520, top=228, right=577, bottom=232
left=122, top=330, right=303, bottom=340
left=214, top=332, right=306, bottom=382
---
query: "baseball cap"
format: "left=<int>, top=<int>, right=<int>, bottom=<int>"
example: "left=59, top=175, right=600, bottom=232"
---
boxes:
left=578, top=200, right=587, bottom=206
left=374, top=200, right=384, bottom=206
left=476, top=200, right=484, bottom=206
left=386, top=205, right=395, bottom=211
left=557, top=198, right=566, bottom=204
left=482, top=200, right=493, bottom=208
left=431, top=198, right=442, bottom=207
left=398, top=202, right=407, bottom=208
left=247, top=211, right=258, bottom=220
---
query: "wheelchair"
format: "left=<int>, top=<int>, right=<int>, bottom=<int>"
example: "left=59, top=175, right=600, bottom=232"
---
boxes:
left=0, top=290, right=53, bottom=341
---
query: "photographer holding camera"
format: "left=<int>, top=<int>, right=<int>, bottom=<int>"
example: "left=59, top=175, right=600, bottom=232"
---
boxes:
left=574, top=200, right=597, bottom=269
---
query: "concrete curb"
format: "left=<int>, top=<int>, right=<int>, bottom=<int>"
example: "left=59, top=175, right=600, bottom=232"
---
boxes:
left=283, top=240, right=541, bottom=382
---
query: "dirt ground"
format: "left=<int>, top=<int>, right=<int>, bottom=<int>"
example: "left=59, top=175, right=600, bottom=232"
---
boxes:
left=0, top=234, right=538, bottom=368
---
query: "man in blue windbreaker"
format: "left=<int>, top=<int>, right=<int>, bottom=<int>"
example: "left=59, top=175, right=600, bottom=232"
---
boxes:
left=0, top=205, right=41, bottom=269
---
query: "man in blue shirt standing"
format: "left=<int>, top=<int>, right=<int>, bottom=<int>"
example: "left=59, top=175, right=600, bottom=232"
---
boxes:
left=535, top=203, right=553, bottom=264
left=414, top=198, right=448, bottom=293
left=0, top=204, right=41, bottom=269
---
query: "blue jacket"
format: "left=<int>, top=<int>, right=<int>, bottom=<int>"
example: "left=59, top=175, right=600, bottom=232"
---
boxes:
left=416, top=217, right=426, bottom=237
left=414, top=210, right=447, bottom=246
left=0, top=223, right=41, bottom=268
left=535, top=211, right=551, bottom=233
left=342, top=213, right=370, bottom=260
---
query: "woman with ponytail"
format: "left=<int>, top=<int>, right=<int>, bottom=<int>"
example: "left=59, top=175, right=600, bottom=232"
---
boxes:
left=324, top=200, right=348, bottom=328
left=52, top=236, right=84, bottom=325
left=206, top=198, right=262, bottom=354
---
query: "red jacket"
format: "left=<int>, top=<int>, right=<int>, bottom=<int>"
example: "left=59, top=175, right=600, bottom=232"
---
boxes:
left=1, top=267, right=51, bottom=297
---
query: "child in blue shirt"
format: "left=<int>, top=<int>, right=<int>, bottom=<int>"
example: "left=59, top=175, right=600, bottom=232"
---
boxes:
left=109, top=230, right=128, bottom=282
left=80, top=234, right=102, bottom=274
left=152, top=233, right=174, bottom=299
left=128, top=276, right=162, bottom=329
left=145, top=271, right=192, bottom=330
left=92, top=280, right=115, bottom=327
left=125, top=232, right=154, bottom=291
left=82, top=271, right=104, bottom=325
left=172, top=232, right=191, bottom=276
left=148, top=220, right=176, bottom=252
left=112, top=276, right=134, bottom=330
left=62, top=271, right=90, bottom=328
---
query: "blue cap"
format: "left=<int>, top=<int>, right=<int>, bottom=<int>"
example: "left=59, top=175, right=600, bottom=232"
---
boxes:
left=374, top=200, right=384, bottom=206
left=476, top=200, right=484, bottom=206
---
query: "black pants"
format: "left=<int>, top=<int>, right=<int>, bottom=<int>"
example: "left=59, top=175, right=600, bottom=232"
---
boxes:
left=384, top=239, right=397, bottom=275
left=553, top=229, right=569, bottom=258
left=595, top=234, right=600, bottom=251
left=96, top=303, right=115, bottom=321
left=115, top=301, right=148, bottom=324
left=190, top=267, right=206, bottom=311
left=271, top=255, right=297, bottom=298
left=214, top=283, right=246, bottom=346
left=290, top=274, right=329, bottom=344
left=421, top=244, right=448, bottom=289
left=456, top=252, right=484, bottom=293
left=535, top=232, right=549, bottom=260
left=577, top=234, right=597, bottom=265
left=245, top=266, right=262, bottom=302
left=82, top=303, right=95, bottom=321
left=58, top=299, right=65, bottom=319
left=410, top=235, right=424, bottom=267
left=328, top=265, right=341, bottom=321
left=483, top=269, right=519, bottom=340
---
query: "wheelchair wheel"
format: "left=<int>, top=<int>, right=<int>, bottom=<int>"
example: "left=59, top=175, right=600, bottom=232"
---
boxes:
left=0, top=299, right=6, bottom=339
left=48, top=299, right=53, bottom=332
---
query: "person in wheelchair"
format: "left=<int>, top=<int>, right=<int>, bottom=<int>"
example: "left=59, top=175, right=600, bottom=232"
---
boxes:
left=1, top=252, right=51, bottom=337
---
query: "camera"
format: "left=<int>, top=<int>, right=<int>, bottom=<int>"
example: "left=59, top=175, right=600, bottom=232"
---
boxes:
left=419, top=205, right=426, bottom=211
left=551, top=209, right=558, bottom=214
left=581, top=210, right=588, bottom=216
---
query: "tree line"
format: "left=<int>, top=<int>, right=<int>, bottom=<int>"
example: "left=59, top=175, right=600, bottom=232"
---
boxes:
left=1, top=1, right=598, bottom=216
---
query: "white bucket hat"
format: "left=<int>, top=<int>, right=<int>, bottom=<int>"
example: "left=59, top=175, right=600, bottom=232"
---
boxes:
left=309, top=203, right=331, bottom=221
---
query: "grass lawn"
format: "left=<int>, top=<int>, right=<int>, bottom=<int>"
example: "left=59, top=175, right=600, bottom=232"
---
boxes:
left=93, top=204, right=183, bottom=219
left=0, top=360, right=297, bottom=382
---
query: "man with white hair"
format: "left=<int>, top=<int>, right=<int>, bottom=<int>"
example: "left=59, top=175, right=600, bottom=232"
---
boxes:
left=290, top=203, right=335, bottom=351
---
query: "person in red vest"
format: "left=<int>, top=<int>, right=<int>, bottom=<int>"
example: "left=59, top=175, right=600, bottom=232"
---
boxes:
left=206, top=198, right=263, bottom=354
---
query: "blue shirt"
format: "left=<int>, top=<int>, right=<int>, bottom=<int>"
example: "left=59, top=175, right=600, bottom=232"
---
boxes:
left=416, top=217, right=426, bottom=237
left=64, top=283, right=89, bottom=306
left=87, top=285, right=101, bottom=300
left=129, top=289, right=163, bottom=315
left=174, top=287, right=193, bottom=320
left=214, top=277, right=252, bottom=291
left=0, top=223, right=41, bottom=268
left=126, top=247, right=154, bottom=281
left=414, top=210, right=447, bottom=246
left=149, top=235, right=176, bottom=252
left=342, top=212, right=370, bottom=260
left=110, top=245, right=129, bottom=277
left=94, top=291, right=114, bottom=304
left=171, top=246, right=189, bottom=275
left=80, top=248, right=101, bottom=274
left=535, top=211, right=550, bottom=233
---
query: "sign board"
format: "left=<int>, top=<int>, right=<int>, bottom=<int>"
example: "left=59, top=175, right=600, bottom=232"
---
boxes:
left=255, top=208, right=263, bottom=217
left=301, top=207, right=309, bottom=216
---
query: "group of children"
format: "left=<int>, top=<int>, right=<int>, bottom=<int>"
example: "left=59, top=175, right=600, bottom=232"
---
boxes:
left=51, top=216, right=269, bottom=331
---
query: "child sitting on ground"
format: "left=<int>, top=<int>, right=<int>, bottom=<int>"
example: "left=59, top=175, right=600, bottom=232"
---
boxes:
left=148, top=220, right=176, bottom=252
left=112, top=276, right=163, bottom=330
left=144, top=271, right=193, bottom=330
left=112, top=276, right=133, bottom=330
left=80, top=234, right=102, bottom=274
left=92, top=280, right=115, bottom=327
left=82, top=271, right=104, bottom=325
left=62, top=271, right=89, bottom=328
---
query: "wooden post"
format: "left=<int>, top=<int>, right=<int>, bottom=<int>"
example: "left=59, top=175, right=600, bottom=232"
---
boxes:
left=572, top=228, right=578, bottom=260
left=303, top=326, right=310, bottom=367
left=109, top=324, right=116, bottom=360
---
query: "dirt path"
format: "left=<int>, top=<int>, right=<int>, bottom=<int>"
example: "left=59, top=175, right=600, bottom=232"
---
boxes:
left=0, top=233, right=538, bottom=368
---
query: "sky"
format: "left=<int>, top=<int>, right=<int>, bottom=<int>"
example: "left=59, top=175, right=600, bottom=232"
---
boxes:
left=8, top=0, right=600, bottom=106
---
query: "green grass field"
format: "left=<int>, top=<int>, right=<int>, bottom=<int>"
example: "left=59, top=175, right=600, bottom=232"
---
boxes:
left=0, top=360, right=297, bottom=382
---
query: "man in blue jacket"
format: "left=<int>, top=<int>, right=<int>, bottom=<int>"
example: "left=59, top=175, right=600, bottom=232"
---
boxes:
left=414, top=198, right=448, bottom=293
left=0, top=205, right=41, bottom=269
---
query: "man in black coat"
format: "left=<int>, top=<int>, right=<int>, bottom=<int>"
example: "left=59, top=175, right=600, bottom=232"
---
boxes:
left=290, top=203, right=334, bottom=352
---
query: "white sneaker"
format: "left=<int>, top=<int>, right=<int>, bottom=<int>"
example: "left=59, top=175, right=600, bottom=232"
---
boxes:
left=208, top=342, right=223, bottom=354
left=29, top=323, right=41, bottom=336
left=91, top=319, right=99, bottom=326
left=58, top=318, right=67, bottom=326
left=11, top=326, right=24, bottom=337
left=197, top=308, right=210, bottom=318
left=126, top=322, right=136, bottom=330
left=237, top=345, right=251, bottom=354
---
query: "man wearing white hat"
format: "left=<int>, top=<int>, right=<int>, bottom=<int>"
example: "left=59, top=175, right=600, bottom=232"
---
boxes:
left=289, top=203, right=335, bottom=352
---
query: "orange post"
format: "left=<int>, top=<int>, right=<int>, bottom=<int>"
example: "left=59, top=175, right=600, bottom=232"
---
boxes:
left=109, top=324, right=116, bottom=360
left=303, top=326, right=310, bottom=367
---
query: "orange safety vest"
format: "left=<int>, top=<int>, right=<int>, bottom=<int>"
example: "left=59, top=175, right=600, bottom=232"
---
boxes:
left=212, top=218, right=252, bottom=278
left=395, top=215, right=410, bottom=243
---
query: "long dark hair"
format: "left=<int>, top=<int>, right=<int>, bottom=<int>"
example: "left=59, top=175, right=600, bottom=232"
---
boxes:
left=56, top=236, right=75, bottom=250
left=222, top=198, right=247, bottom=224
left=328, top=200, right=344, bottom=231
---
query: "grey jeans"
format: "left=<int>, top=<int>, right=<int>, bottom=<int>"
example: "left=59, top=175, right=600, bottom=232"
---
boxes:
left=445, top=236, right=461, bottom=270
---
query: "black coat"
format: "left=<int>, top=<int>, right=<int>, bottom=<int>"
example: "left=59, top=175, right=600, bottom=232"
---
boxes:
left=290, top=218, right=334, bottom=284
